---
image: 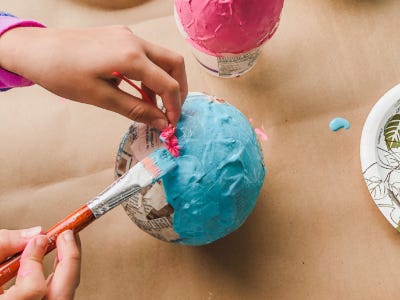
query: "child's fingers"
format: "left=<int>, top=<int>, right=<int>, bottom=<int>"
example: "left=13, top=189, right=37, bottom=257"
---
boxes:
left=4, top=235, right=48, bottom=300
left=141, top=82, right=157, bottom=105
left=94, top=80, right=169, bottom=130
left=46, top=230, right=81, bottom=300
left=0, top=227, right=42, bottom=262
left=123, top=57, right=182, bottom=126
left=143, top=41, right=188, bottom=106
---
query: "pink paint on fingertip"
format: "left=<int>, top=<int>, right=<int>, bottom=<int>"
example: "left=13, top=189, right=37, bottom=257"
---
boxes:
left=110, top=71, right=180, bottom=157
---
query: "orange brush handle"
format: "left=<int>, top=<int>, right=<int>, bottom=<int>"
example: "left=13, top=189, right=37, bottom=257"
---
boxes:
left=0, top=205, right=96, bottom=286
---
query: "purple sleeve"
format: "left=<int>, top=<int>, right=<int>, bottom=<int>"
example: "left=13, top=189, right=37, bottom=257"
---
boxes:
left=0, top=12, right=45, bottom=91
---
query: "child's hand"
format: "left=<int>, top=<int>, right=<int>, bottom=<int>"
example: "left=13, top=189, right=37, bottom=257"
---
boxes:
left=0, top=26, right=188, bottom=129
left=0, top=228, right=81, bottom=300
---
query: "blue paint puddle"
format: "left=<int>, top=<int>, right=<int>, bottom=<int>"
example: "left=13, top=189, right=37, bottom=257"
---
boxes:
left=329, top=117, right=350, bottom=131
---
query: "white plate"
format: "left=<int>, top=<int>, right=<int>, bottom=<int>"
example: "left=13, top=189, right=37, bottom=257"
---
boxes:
left=361, top=84, right=400, bottom=231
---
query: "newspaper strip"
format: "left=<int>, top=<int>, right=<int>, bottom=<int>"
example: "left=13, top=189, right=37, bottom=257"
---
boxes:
left=115, top=123, right=180, bottom=242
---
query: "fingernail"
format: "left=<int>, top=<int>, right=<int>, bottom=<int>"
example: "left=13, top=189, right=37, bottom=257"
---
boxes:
left=62, top=230, right=74, bottom=242
left=152, top=118, right=168, bottom=130
left=21, top=226, right=42, bottom=239
left=35, top=236, right=48, bottom=249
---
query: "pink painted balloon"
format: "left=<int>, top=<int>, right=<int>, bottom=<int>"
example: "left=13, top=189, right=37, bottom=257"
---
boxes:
left=174, top=0, right=284, bottom=55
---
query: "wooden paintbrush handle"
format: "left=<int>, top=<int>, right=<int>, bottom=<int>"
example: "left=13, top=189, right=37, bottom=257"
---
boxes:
left=0, top=205, right=96, bottom=286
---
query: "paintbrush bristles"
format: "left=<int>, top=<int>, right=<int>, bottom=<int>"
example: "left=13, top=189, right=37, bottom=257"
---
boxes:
left=87, top=149, right=176, bottom=218
left=142, top=157, right=163, bottom=178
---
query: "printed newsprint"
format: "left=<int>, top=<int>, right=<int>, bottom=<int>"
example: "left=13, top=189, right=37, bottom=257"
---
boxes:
left=115, top=123, right=180, bottom=242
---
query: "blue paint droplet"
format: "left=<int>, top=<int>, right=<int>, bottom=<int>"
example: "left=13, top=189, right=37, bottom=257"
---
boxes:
left=329, top=117, right=350, bottom=131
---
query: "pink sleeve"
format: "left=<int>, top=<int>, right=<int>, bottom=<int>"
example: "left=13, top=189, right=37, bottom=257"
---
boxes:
left=0, top=15, right=46, bottom=90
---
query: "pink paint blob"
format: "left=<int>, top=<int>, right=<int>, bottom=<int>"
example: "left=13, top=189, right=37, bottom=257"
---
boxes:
left=249, top=119, right=268, bottom=142
left=160, top=124, right=180, bottom=157
left=174, top=0, right=284, bottom=55
left=255, top=127, right=268, bottom=141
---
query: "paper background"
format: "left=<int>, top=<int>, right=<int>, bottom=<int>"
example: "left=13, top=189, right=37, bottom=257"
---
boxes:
left=2, top=0, right=400, bottom=298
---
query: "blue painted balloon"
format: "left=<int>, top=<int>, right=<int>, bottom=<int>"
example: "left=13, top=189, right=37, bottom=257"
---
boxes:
left=117, top=92, right=266, bottom=245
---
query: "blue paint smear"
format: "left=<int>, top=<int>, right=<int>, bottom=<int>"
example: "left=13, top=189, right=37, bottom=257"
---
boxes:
left=148, top=148, right=177, bottom=182
left=161, top=93, right=266, bottom=245
left=329, top=117, right=350, bottom=131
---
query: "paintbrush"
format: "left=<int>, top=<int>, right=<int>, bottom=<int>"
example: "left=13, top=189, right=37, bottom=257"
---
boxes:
left=0, top=148, right=176, bottom=286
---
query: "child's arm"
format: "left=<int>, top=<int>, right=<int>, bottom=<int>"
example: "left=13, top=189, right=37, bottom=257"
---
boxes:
left=0, top=12, right=45, bottom=91
left=0, top=23, right=187, bottom=128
